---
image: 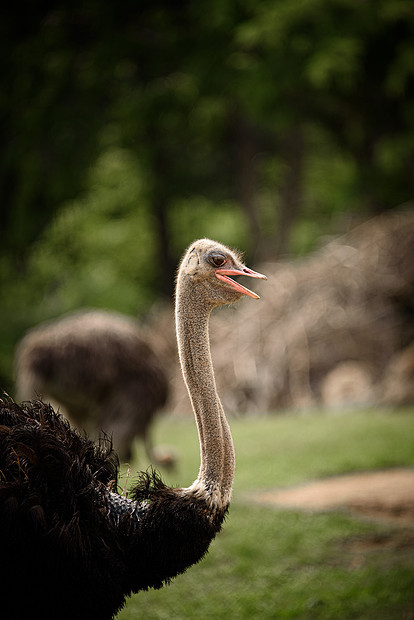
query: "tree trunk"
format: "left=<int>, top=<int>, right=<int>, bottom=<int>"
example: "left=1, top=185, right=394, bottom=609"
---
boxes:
left=234, top=114, right=262, bottom=260
left=274, top=126, right=305, bottom=257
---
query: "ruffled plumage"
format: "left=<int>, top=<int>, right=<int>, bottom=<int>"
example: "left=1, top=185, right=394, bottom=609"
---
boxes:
left=0, top=397, right=225, bottom=620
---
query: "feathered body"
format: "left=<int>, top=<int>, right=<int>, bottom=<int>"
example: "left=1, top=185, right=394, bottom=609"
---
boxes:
left=15, top=310, right=169, bottom=462
left=0, top=399, right=221, bottom=620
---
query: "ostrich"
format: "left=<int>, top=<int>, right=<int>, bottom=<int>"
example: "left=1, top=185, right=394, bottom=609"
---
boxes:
left=0, top=239, right=266, bottom=620
left=15, top=309, right=170, bottom=465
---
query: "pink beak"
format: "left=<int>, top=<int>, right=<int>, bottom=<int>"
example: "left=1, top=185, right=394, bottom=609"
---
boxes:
left=215, top=266, right=267, bottom=299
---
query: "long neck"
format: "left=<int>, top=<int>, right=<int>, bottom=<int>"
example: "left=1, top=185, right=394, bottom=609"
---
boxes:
left=175, top=280, right=235, bottom=511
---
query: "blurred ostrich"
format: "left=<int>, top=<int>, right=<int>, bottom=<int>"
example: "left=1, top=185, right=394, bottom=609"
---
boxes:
left=15, top=309, right=172, bottom=465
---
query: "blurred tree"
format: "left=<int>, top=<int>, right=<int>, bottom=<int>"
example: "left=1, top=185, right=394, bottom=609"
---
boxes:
left=1, top=1, right=413, bottom=264
left=1, top=0, right=413, bottom=389
left=224, top=0, right=414, bottom=254
left=0, top=5, right=111, bottom=258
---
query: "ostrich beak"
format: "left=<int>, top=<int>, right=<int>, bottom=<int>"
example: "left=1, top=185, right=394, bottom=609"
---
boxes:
left=215, top=266, right=267, bottom=299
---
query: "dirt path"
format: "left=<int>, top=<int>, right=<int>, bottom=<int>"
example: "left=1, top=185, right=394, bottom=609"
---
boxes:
left=255, top=468, right=414, bottom=527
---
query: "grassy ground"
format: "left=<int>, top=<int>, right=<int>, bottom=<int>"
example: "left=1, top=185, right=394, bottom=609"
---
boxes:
left=117, top=408, right=414, bottom=619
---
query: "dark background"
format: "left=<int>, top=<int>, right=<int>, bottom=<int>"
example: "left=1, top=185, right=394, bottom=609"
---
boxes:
left=1, top=0, right=413, bottom=390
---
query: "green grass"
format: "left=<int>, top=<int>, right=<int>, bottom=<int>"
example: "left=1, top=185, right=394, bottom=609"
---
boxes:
left=117, top=408, right=414, bottom=619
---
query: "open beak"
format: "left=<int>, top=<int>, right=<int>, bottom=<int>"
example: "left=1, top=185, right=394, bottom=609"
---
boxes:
left=215, top=266, right=267, bottom=299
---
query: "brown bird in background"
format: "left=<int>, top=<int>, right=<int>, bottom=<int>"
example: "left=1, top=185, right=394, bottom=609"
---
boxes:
left=15, top=309, right=170, bottom=465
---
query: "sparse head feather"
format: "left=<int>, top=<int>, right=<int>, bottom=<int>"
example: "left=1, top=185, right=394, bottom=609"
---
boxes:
left=176, top=238, right=265, bottom=306
left=182, top=239, right=243, bottom=269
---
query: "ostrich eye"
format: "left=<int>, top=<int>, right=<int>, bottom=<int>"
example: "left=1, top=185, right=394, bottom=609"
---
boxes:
left=209, top=253, right=226, bottom=268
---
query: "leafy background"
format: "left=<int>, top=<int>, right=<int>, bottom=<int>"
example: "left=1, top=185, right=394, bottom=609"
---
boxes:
left=1, top=1, right=413, bottom=390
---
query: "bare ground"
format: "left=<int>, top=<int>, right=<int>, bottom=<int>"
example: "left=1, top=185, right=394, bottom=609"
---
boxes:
left=255, top=468, right=414, bottom=527
left=254, top=469, right=414, bottom=558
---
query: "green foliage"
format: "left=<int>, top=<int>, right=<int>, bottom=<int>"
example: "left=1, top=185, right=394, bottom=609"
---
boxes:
left=0, top=149, right=150, bottom=388
left=0, top=6, right=110, bottom=254
left=1, top=1, right=414, bottom=387
left=168, top=196, right=249, bottom=255
left=118, top=408, right=414, bottom=619
left=2, top=0, right=413, bottom=254
left=0, top=147, right=252, bottom=390
left=26, top=148, right=156, bottom=318
left=20, top=148, right=250, bottom=320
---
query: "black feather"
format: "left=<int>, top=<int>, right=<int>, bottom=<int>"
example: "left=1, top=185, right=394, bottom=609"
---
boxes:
left=0, top=397, right=226, bottom=620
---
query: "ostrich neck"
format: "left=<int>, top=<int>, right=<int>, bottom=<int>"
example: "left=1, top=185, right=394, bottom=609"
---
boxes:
left=175, top=283, right=235, bottom=509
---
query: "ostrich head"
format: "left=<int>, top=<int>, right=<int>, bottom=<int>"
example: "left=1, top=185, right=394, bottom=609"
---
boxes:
left=176, top=238, right=267, bottom=308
